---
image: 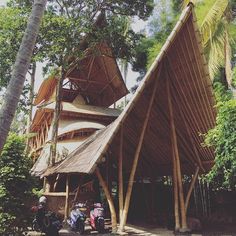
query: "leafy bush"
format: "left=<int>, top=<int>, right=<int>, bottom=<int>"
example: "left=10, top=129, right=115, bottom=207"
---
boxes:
left=0, top=133, right=35, bottom=235
left=204, top=82, right=236, bottom=190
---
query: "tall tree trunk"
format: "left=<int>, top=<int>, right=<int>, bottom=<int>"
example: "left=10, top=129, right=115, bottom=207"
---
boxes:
left=0, top=0, right=47, bottom=153
left=25, top=62, right=36, bottom=153
left=50, top=67, right=65, bottom=165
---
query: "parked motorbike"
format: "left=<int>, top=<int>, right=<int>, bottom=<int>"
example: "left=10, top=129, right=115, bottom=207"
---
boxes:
left=67, top=202, right=87, bottom=234
left=31, top=205, right=62, bottom=236
left=90, top=203, right=105, bottom=233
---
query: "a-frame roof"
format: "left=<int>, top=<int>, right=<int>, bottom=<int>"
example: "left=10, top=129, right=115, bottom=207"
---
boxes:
left=43, top=4, right=216, bottom=178
left=34, top=42, right=128, bottom=107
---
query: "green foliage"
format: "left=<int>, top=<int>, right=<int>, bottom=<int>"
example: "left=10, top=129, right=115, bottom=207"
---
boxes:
left=147, top=20, right=176, bottom=68
left=232, top=66, right=236, bottom=87
left=131, top=0, right=179, bottom=92
left=0, top=133, right=35, bottom=235
left=0, top=7, right=27, bottom=89
left=204, top=82, right=236, bottom=190
left=38, top=1, right=154, bottom=74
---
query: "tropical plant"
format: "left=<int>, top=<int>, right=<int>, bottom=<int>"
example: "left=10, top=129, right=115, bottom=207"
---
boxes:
left=0, top=133, right=36, bottom=234
left=204, top=81, right=236, bottom=190
left=183, top=0, right=236, bottom=83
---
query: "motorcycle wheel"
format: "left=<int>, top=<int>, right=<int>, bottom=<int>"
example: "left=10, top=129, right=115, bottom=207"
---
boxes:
left=32, top=219, right=39, bottom=231
left=77, top=221, right=85, bottom=235
left=97, top=220, right=105, bottom=233
left=45, top=227, right=59, bottom=236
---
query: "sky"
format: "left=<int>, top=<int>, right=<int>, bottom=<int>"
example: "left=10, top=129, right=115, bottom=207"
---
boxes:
left=0, top=0, right=7, bottom=6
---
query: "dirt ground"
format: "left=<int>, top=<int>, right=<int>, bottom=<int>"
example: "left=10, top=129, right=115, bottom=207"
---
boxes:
left=27, top=223, right=236, bottom=236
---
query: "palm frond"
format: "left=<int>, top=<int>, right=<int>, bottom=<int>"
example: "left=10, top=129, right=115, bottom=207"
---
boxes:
left=201, top=0, right=229, bottom=46
left=206, top=21, right=226, bottom=79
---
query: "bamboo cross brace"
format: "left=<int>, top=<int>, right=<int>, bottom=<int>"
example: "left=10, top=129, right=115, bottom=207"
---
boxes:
left=168, top=78, right=205, bottom=171
left=119, top=72, right=159, bottom=231
left=96, top=168, right=117, bottom=233
left=53, top=174, right=60, bottom=191
left=178, top=104, right=204, bottom=172
left=87, top=56, right=96, bottom=82
left=166, top=74, right=188, bottom=230
left=185, top=166, right=199, bottom=212
left=73, top=175, right=84, bottom=204
left=166, top=57, right=212, bottom=160
left=119, top=125, right=124, bottom=222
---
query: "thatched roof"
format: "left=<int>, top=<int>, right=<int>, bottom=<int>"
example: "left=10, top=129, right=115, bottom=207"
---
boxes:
left=34, top=42, right=128, bottom=107
left=31, top=102, right=120, bottom=132
left=31, top=138, right=87, bottom=176
left=43, top=4, right=216, bottom=178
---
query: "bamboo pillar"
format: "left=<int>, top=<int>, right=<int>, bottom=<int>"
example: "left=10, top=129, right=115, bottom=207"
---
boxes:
left=53, top=174, right=60, bottom=191
left=44, top=177, right=51, bottom=193
left=119, top=125, right=124, bottom=222
left=185, top=166, right=199, bottom=212
left=119, top=77, right=158, bottom=232
left=73, top=175, right=84, bottom=204
left=172, top=142, right=180, bottom=230
left=64, top=175, right=70, bottom=221
left=43, top=177, right=46, bottom=192
left=167, top=77, right=188, bottom=231
left=96, top=168, right=117, bottom=233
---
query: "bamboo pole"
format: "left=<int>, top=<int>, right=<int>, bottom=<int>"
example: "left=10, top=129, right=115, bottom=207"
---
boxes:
left=96, top=168, right=117, bottom=233
left=172, top=142, right=180, bottom=231
left=118, top=125, right=124, bottom=222
left=43, top=177, right=46, bottom=192
left=185, top=167, right=199, bottom=212
left=166, top=55, right=211, bottom=160
left=119, top=75, right=159, bottom=232
left=166, top=76, right=188, bottom=231
left=64, top=175, right=70, bottom=221
left=44, top=177, right=51, bottom=193
left=53, top=174, right=60, bottom=191
left=175, top=99, right=205, bottom=172
left=73, top=175, right=84, bottom=204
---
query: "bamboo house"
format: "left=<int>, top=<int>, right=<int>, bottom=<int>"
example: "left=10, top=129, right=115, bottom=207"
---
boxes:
left=30, top=4, right=216, bottom=233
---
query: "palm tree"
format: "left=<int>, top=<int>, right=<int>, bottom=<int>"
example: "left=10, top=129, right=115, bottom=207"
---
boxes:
left=0, top=0, right=47, bottom=153
left=184, top=0, right=232, bottom=84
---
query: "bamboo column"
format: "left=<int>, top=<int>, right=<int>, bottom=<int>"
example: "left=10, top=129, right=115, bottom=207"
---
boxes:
left=44, top=177, right=51, bottom=193
left=73, top=175, right=84, bottom=204
left=119, top=76, right=159, bottom=232
left=96, top=168, right=117, bottom=233
left=64, top=175, right=70, bottom=221
left=172, top=142, right=180, bottom=230
left=166, top=76, right=188, bottom=231
left=118, top=125, right=124, bottom=222
left=185, top=166, right=199, bottom=212
left=53, top=174, right=60, bottom=191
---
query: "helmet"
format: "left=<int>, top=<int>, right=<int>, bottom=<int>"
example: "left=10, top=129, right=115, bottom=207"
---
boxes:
left=39, top=196, right=47, bottom=204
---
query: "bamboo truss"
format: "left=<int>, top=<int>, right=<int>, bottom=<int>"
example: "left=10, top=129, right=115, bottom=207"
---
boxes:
left=167, top=73, right=187, bottom=231
left=119, top=70, right=159, bottom=231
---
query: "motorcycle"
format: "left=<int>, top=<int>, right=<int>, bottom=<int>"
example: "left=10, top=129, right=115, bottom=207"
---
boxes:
left=90, top=203, right=105, bottom=233
left=67, top=202, right=87, bottom=234
left=31, top=205, right=62, bottom=236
